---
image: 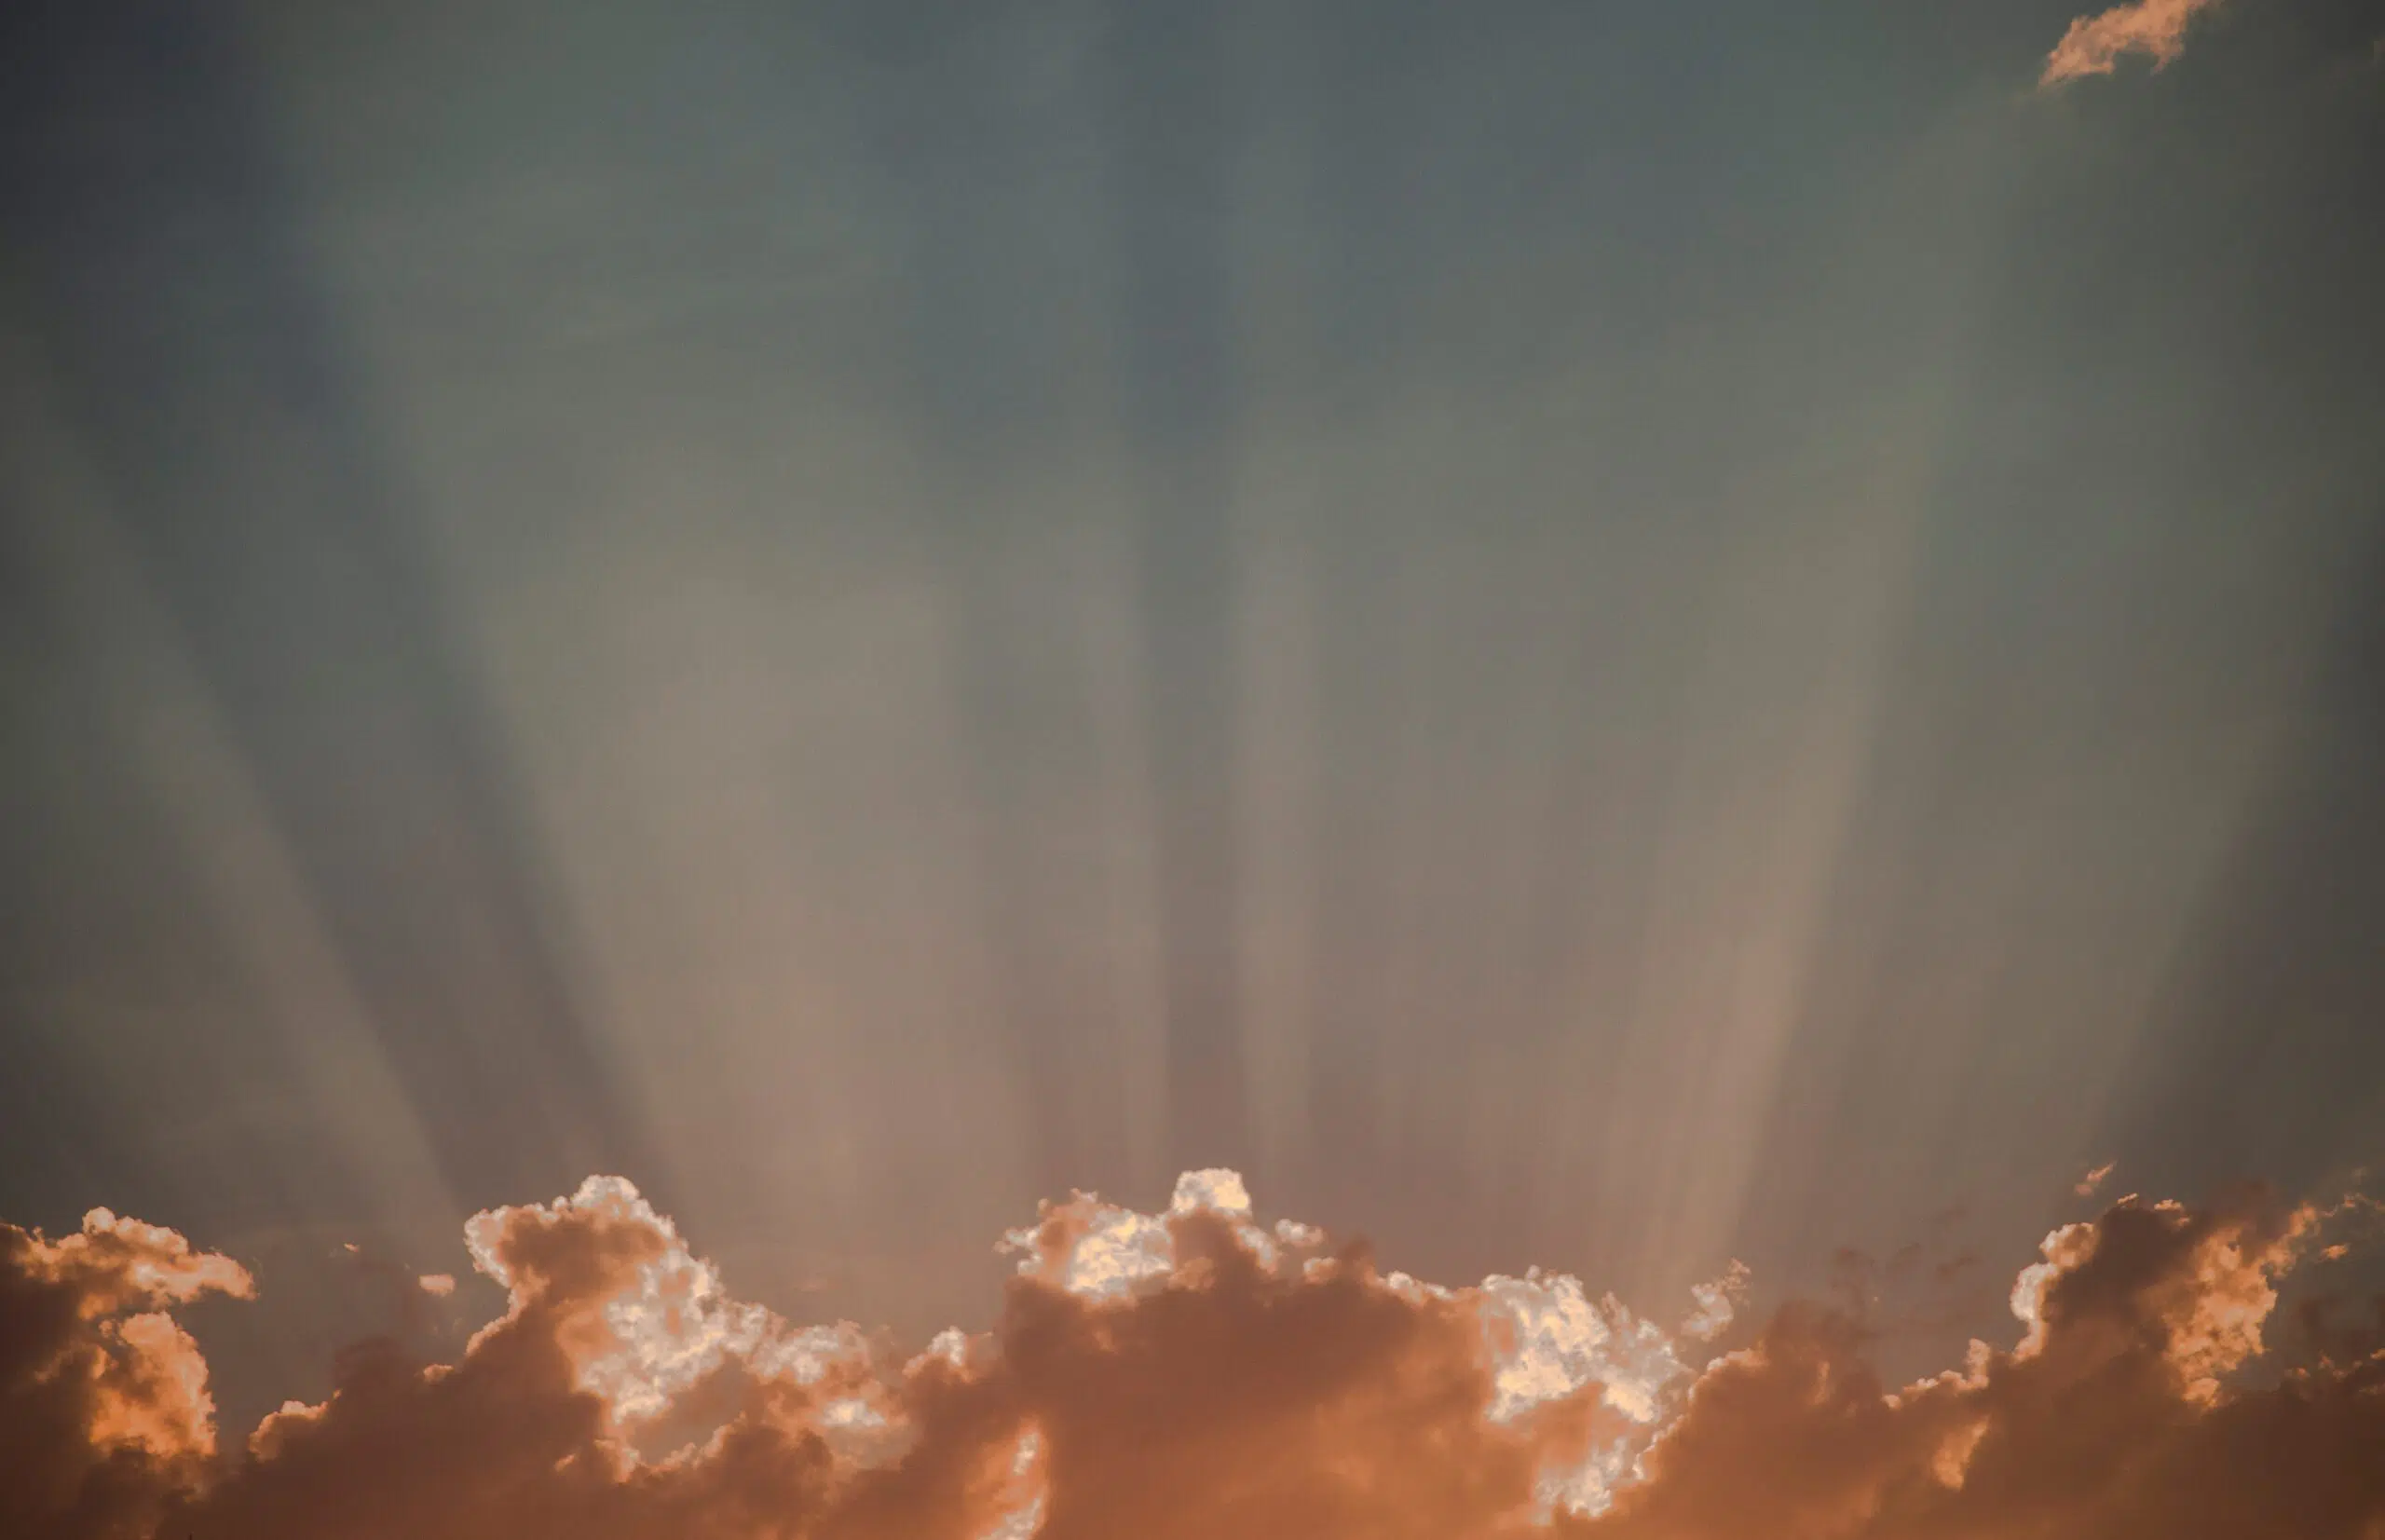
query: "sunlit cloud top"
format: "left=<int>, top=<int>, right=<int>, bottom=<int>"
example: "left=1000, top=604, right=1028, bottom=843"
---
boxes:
left=7, top=1170, right=2383, bottom=1539
left=2041, top=0, right=2228, bottom=86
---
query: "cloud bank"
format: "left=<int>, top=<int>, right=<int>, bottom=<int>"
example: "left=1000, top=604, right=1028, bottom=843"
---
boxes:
left=2042, top=0, right=2227, bottom=86
left=5, top=1172, right=2382, bottom=1539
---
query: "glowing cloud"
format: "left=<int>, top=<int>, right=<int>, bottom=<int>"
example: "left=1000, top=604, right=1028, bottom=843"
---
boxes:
left=2041, top=0, right=2226, bottom=86
left=5, top=1172, right=2382, bottom=1540
left=1680, top=1260, right=1751, bottom=1342
left=2, top=1208, right=253, bottom=1538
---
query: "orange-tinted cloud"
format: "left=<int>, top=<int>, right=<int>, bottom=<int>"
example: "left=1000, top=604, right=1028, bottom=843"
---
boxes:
left=1579, top=1189, right=2385, bottom=1538
left=2, top=1208, right=252, bottom=1539
left=4, top=1173, right=2381, bottom=1540
left=2041, top=0, right=2226, bottom=87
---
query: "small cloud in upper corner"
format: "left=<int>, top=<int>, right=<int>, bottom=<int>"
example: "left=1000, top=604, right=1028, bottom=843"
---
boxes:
left=2041, top=0, right=2225, bottom=88
left=2075, top=1161, right=2117, bottom=1198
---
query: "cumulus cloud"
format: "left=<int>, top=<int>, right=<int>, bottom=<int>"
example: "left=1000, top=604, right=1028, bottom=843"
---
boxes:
left=2041, top=0, right=2226, bottom=86
left=2, top=1208, right=252, bottom=1539
left=1591, top=1190, right=2382, bottom=1539
left=4, top=1173, right=2381, bottom=1540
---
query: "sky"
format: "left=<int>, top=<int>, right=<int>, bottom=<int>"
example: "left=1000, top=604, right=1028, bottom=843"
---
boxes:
left=3, top=1, right=2384, bottom=1535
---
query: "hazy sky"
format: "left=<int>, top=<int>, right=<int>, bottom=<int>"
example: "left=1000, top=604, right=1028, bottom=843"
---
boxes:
left=4, top=0, right=2383, bottom=1464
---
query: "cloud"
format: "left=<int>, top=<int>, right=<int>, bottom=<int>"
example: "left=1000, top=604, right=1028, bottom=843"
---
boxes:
left=1679, top=1261, right=1750, bottom=1343
left=2041, top=0, right=2226, bottom=86
left=2074, top=1160, right=2116, bottom=1197
left=2, top=1208, right=252, bottom=1539
left=1588, top=1189, right=2384, bottom=1539
left=3, top=1174, right=2381, bottom=1540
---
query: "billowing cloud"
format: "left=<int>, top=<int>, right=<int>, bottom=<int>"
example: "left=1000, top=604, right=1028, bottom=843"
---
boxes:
left=4, top=1173, right=2381, bottom=1540
left=2041, top=0, right=2226, bottom=86
left=2, top=1208, right=253, bottom=1539
left=1589, top=1189, right=2385, bottom=1538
